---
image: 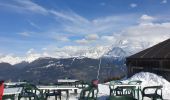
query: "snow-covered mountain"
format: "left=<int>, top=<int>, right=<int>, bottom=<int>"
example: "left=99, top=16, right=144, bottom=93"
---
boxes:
left=0, top=39, right=152, bottom=65
left=0, top=57, right=126, bottom=83
left=0, top=53, right=41, bottom=65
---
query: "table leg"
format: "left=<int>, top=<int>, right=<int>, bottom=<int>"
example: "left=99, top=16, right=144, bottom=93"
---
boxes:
left=74, top=89, right=78, bottom=94
left=137, top=87, right=140, bottom=100
left=66, top=90, right=69, bottom=100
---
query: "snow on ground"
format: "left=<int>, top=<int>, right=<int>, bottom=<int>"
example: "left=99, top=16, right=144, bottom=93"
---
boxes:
left=21, top=72, right=170, bottom=100
left=128, top=72, right=170, bottom=99
left=98, top=84, right=110, bottom=100
left=98, top=72, right=170, bottom=100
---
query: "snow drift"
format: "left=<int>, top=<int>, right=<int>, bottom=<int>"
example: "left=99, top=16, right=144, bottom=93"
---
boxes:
left=128, top=72, right=170, bottom=99
left=98, top=72, right=170, bottom=99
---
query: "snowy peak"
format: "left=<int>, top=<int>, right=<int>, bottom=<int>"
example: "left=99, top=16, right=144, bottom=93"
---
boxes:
left=0, top=53, right=41, bottom=65
left=0, top=55, right=23, bottom=65
left=0, top=39, right=153, bottom=65
left=104, top=47, right=130, bottom=58
left=102, top=39, right=151, bottom=58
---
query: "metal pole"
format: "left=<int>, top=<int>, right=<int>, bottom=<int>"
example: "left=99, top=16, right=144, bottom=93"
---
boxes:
left=97, top=58, right=102, bottom=80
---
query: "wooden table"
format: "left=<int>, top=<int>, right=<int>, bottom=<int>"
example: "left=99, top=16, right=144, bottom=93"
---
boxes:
left=37, top=85, right=79, bottom=100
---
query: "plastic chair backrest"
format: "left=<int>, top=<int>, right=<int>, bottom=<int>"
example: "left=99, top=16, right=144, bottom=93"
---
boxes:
left=23, top=83, right=41, bottom=94
left=20, top=83, right=45, bottom=100
left=109, top=81, right=122, bottom=91
left=110, top=81, right=122, bottom=85
left=128, top=80, right=142, bottom=85
left=142, top=85, right=163, bottom=100
left=142, top=85, right=163, bottom=95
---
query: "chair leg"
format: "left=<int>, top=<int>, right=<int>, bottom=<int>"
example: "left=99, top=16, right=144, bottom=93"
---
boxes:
left=110, top=89, right=113, bottom=96
left=18, top=96, right=20, bottom=100
left=55, top=96, right=57, bottom=100
left=45, top=96, right=48, bottom=100
left=142, top=96, right=144, bottom=100
left=59, top=95, right=61, bottom=100
left=12, top=95, right=15, bottom=100
left=35, top=95, right=39, bottom=100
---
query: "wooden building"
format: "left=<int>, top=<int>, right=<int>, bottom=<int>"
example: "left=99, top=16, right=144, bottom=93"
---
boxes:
left=126, top=38, right=170, bottom=81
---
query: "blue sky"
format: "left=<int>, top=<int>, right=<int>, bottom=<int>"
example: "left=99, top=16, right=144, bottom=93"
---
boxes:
left=0, top=0, right=170, bottom=56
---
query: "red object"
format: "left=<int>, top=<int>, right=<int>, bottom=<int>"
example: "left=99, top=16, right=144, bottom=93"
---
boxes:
left=0, top=81, right=4, bottom=100
left=92, top=79, right=99, bottom=87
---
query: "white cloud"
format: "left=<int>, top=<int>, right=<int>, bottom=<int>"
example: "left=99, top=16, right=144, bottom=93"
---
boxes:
left=2, top=20, right=170, bottom=64
left=100, top=2, right=106, bottom=6
left=101, top=35, right=115, bottom=42
left=18, top=32, right=30, bottom=37
left=121, top=16, right=170, bottom=45
left=96, top=14, right=170, bottom=49
left=49, top=10, right=90, bottom=25
left=161, top=0, right=167, bottom=4
left=59, top=37, right=70, bottom=42
left=139, top=14, right=155, bottom=25
left=53, top=36, right=70, bottom=42
left=42, top=48, right=47, bottom=51
left=75, top=39, right=89, bottom=45
left=85, top=34, right=99, bottom=41
left=28, top=21, right=40, bottom=29
left=14, top=13, right=170, bottom=59
left=0, top=0, right=137, bottom=39
left=15, top=0, right=48, bottom=14
left=50, top=11, right=137, bottom=37
left=26, top=48, right=35, bottom=55
left=130, top=3, right=137, bottom=8
left=1, top=0, right=170, bottom=61
left=0, top=0, right=48, bottom=15
left=140, top=14, right=155, bottom=21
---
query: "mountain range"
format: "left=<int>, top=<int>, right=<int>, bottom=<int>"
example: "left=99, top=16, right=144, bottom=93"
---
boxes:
left=0, top=39, right=151, bottom=65
left=0, top=40, right=153, bottom=83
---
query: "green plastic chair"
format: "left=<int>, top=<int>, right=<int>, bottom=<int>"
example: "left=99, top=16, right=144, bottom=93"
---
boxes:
left=128, top=80, right=142, bottom=85
left=109, top=81, right=122, bottom=96
left=128, top=80, right=142, bottom=99
left=79, top=79, right=99, bottom=100
left=115, top=86, right=136, bottom=97
left=79, top=87, right=99, bottom=100
left=18, top=83, right=45, bottom=100
left=142, top=85, right=163, bottom=100
left=75, top=80, right=87, bottom=89
left=3, top=95, right=15, bottom=100
left=44, top=90, right=61, bottom=100
left=107, top=96, right=137, bottom=100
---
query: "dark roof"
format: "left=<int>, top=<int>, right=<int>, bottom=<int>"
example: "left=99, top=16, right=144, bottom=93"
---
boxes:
left=128, top=38, right=170, bottom=59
